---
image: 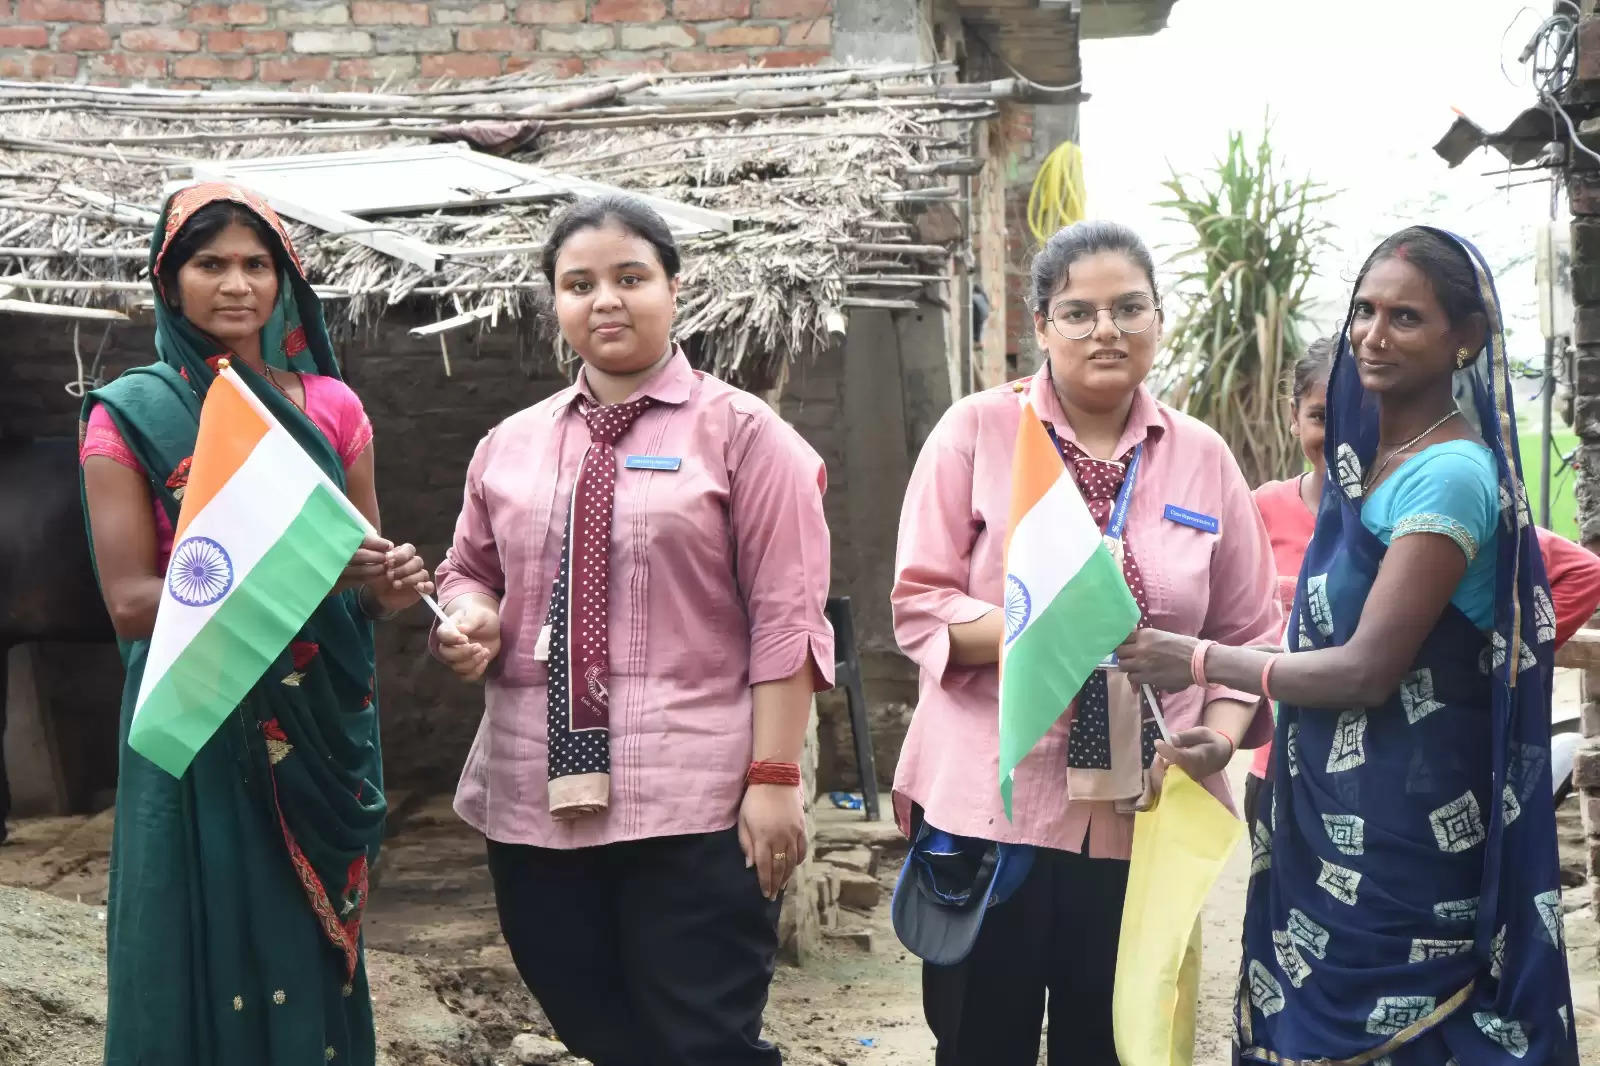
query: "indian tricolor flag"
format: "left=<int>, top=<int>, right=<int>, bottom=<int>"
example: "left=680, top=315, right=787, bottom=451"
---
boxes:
left=998, top=402, right=1140, bottom=817
left=130, top=365, right=371, bottom=777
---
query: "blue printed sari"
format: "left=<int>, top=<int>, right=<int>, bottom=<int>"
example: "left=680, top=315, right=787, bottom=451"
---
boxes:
left=1236, top=231, right=1577, bottom=1065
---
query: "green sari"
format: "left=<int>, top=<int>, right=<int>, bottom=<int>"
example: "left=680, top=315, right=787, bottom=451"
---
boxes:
left=81, top=184, right=386, bottom=1066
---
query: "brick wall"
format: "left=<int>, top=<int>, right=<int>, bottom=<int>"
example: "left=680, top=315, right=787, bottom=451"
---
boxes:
left=0, top=0, right=834, bottom=86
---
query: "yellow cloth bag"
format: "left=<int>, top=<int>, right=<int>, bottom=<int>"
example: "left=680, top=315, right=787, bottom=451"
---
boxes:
left=1113, top=766, right=1245, bottom=1066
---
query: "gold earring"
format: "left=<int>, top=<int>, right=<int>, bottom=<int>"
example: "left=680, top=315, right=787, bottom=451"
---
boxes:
left=1456, top=347, right=1472, bottom=368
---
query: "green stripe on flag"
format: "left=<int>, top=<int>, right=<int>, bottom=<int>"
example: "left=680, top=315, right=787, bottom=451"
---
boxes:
left=130, top=484, right=366, bottom=777
left=999, top=545, right=1138, bottom=818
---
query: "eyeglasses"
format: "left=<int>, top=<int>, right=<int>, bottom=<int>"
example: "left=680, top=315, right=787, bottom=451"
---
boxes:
left=1047, top=295, right=1161, bottom=341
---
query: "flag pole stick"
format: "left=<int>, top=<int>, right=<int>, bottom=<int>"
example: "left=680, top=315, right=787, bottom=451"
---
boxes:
left=1142, top=683, right=1175, bottom=745
left=419, top=591, right=452, bottom=627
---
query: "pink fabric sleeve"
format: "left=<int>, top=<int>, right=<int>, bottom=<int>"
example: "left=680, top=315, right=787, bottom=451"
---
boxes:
left=80, top=404, right=144, bottom=473
left=891, top=402, right=998, bottom=685
left=430, top=430, right=508, bottom=656
left=1201, top=443, right=1285, bottom=751
left=303, top=374, right=374, bottom=470
left=728, top=408, right=836, bottom=691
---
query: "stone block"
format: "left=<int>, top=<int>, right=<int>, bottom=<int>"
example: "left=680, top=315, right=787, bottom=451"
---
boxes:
left=510, top=1034, right=572, bottom=1064
left=707, top=23, right=781, bottom=47
left=291, top=30, right=375, bottom=53
left=675, top=0, right=751, bottom=18
left=373, top=26, right=452, bottom=52
left=541, top=24, right=614, bottom=51
left=22, top=0, right=102, bottom=19
left=593, top=0, right=667, bottom=19
left=824, top=928, right=874, bottom=951
left=1579, top=17, right=1600, bottom=82
left=1572, top=740, right=1600, bottom=789
left=1583, top=698, right=1600, bottom=738
left=277, top=3, right=353, bottom=26
left=816, top=845, right=876, bottom=875
left=833, top=867, right=882, bottom=910
left=620, top=23, right=698, bottom=49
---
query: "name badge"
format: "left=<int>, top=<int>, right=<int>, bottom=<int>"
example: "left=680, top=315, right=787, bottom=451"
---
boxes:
left=1163, top=504, right=1220, bottom=534
left=624, top=455, right=682, bottom=472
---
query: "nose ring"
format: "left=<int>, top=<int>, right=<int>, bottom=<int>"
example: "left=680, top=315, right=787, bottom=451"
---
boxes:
left=1378, top=337, right=1390, bottom=351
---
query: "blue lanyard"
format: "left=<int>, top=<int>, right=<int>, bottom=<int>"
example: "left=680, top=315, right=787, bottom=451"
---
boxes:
left=1045, top=425, right=1143, bottom=544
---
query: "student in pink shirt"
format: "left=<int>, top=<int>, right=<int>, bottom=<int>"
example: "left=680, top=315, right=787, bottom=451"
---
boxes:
left=1244, top=337, right=1333, bottom=826
left=430, top=195, right=834, bottom=1066
left=889, top=220, right=1281, bottom=1064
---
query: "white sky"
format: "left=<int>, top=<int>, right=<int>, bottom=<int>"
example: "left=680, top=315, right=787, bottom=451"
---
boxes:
left=1079, top=0, right=1563, bottom=358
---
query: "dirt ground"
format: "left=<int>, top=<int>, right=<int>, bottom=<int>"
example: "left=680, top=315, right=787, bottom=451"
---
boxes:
left=4, top=745, right=1600, bottom=1064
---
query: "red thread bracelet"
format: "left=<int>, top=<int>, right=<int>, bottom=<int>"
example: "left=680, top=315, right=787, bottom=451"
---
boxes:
left=1191, top=639, right=1215, bottom=687
left=747, top=761, right=801, bottom=787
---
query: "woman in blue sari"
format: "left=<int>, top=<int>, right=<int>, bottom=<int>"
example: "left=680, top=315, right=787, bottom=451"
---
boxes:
left=1119, top=226, right=1576, bottom=1064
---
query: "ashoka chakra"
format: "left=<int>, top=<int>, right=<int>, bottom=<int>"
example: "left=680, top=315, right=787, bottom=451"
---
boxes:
left=168, top=536, right=235, bottom=607
left=1004, top=574, right=1031, bottom=644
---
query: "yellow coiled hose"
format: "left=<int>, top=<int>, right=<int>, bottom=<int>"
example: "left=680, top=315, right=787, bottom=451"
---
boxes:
left=1027, top=141, right=1087, bottom=242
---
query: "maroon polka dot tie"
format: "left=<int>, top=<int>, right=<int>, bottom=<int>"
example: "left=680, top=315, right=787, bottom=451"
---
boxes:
left=544, top=395, right=654, bottom=818
left=1057, top=439, right=1160, bottom=771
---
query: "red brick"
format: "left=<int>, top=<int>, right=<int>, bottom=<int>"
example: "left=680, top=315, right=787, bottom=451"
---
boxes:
left=59, top=24, right=113, bottom=49
left=504, top=53, right=584, bottom=76
left=513, top=0, right=583, bottom=21
left=172, top=54, right=254, bottom=79
left=88, top=52, right=167, bottom=79
left=352, top=1, right=429, bottom=24
left=189, top=4, right=229, bottom=23
left=753, top=0, right=826, bottom=15
left=456, top=25, right=537, bottom=51
left=420, top=52, right=503, bottom=78
left=592, top=0, right=666, bottom=20
left=667, top=48, right=748, bottom=71
left=336, top=54, right=419, bottom=79
left=706, top=23, right=778, bottom=47
left=0, top=26, right=49, bottom=47
left=121, top=27, right=203, bottom=51
left=209, top=29, right=287, bottom=53
left=0, top=52, right=78, bottom=77
left=18, top=0, right=101, bottom=19
left=784, top=16, right=828, bottom=45
left=756, top=46, right=828, bottom=67
left=674, top=0, right=748, bottom=18
left=227, top=2, right=268, bottom=22
left=257, top=55, right=334, bottom=81
left=584, top=54, right=668, bottom=75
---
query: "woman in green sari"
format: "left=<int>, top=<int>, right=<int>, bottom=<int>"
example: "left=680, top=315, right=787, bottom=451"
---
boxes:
left=79, top=182, right=433, bottom=1065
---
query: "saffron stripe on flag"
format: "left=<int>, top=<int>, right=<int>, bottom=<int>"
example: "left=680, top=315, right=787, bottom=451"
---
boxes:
left=173, top=374, right=270, bottom=542
left=129, top=482, right=366, bottom=776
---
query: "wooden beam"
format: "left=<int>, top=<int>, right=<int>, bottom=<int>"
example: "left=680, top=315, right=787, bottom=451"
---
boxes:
left=0, top=299, right=129, bottom=321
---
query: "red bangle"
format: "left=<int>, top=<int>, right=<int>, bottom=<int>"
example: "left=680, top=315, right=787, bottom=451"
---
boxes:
left=1261, top=654, right=1280, bottom=703
left=747, top=761, right=802, bottom=787
left=1191, top=639, right=1215, bottom=687
left=1215, top=728, right=1236, bottom=761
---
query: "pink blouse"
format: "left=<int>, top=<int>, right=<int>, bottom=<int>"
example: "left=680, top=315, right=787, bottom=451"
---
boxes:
left=891, top=373, right=1282, bottom=858
left=432, top=351, right=836, bottom=850
left=80, top=373, right=373, bottom=569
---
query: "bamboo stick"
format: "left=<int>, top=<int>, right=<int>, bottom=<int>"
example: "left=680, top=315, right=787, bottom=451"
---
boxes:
left=842, top=242, right=950, bottom=256
left=841, top=296, right=920, bottom=310
left=0, top=246, right=147, bottom=259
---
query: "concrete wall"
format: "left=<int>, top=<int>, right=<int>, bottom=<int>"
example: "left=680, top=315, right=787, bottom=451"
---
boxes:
left=0, top=0, right=834, bottom=86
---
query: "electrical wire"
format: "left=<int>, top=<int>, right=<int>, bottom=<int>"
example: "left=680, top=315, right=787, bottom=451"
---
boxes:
left=1027, top=141, right=1088, bottom=241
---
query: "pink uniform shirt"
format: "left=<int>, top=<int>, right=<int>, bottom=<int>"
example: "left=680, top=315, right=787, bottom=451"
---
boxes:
left=890, top=373, right=1282, bottom=858
left=434, top=351, right=835, bottom=849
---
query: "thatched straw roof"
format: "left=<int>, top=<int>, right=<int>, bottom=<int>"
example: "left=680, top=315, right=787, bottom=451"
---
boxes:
left=0, top=64, right=1059, bottom=387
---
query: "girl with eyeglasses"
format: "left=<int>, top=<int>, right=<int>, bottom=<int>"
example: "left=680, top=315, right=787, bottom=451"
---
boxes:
left=889, top=219, right=1281, bottom=1064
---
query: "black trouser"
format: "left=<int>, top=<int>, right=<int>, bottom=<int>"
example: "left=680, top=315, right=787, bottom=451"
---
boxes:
left=486, top=826, right=783, bottom=1066
left=0, top=686, right=9, bottom=843
left=1242, top=772, right=1265, bottom=831
left=922, top=844, right=1131, bottom=1065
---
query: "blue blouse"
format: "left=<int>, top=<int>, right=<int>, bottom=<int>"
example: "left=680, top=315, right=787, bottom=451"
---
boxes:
left=1360, top=439, right=1499, bottom=629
